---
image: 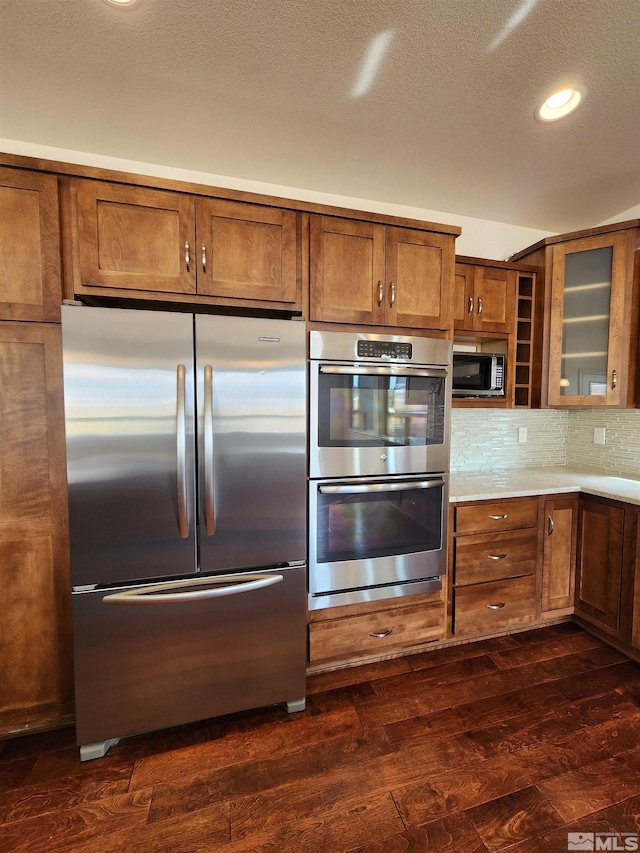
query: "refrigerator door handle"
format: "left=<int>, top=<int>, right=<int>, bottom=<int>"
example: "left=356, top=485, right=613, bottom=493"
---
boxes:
left=102, top=573, right=284, bottom=604
left=203, top=363, right=216, bottom=535
left=176, top=363, right=189, bottom=539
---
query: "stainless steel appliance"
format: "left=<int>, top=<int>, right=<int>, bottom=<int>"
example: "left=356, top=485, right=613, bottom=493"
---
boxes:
left=308, top=329, right=451, bottom=609
left=309, top=329, right=451, bottom=479
left=452, top=351, right=506, bottom=398
left=62, top=305, right=307, bottom=761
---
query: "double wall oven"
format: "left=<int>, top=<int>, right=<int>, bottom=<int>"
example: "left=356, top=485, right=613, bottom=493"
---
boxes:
left=308, top=330, right=452, bottom=609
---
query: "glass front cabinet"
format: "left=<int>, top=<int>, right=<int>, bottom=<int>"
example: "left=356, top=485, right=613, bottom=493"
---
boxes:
left=513, top=221, right=640, bottom=408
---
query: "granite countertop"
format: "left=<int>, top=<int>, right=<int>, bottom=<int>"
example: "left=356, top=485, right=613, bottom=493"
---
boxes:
left=449, top=468, right=640, bottom=507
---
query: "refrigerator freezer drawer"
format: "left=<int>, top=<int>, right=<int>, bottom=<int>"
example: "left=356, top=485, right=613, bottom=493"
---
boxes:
left=72, top=565, right=307, bottom=747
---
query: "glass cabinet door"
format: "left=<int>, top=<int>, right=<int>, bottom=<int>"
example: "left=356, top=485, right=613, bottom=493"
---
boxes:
left=547, top=231, right=629, bottom=406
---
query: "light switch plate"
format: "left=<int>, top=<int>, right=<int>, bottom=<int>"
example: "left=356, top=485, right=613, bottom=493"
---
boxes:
left=594, top=427, right=606, bottom=445
left=518, top=426, right=528, bottom=443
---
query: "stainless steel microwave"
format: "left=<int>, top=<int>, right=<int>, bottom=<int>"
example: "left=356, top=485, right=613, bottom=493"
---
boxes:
left=452, top=352, right=505, bottom=397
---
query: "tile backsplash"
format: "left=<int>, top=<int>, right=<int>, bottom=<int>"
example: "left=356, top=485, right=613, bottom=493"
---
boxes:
left=451, top=408, right=640, bottom=479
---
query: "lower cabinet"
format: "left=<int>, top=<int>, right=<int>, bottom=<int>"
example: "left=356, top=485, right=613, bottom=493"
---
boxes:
left=574, top=493, right=636, bottom=642
left=540, top=495, right=578, bottom=617
left=450, top=497, right=539, bottom=639
left=0, top=323, right=73, bottom=737
left=308, top=592, right=444, bottom=669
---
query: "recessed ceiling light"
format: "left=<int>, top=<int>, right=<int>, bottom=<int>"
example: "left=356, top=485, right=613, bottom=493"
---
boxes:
left=101, top=0, right=142, bottom=8
left=535, top=87, right=585, bottom=122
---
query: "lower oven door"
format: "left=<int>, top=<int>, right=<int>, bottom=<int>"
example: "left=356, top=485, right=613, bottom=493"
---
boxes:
left=309, top=474, right=448, bottom=609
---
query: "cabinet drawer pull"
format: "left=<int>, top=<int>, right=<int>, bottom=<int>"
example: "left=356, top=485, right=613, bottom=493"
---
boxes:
left=548, top=515, right=555, bottom=535
left=489, top=514, right=508, bottom=520
left=389, top=281, right=396, bottom=308
left=487, top=602, right=506, bottom=610
left=477, top=296, right=483, bottom=316
left=488, top=554, right=507, bottom=560
left=184, top=241, right=190, bottom=271
left=468, top=296, right=474, bottom=316
left=370, top=628, right=393, bottom=638
left=612, top=369, right=617, bottom=389
left=377, top=281, right=384, bottom=306
left=201, top=244, right=207, bottom=273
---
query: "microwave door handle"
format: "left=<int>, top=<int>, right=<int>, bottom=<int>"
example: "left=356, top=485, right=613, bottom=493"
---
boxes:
left=319, top=365, right=447, bottom=378
left=176, top=364, right=189, bottom=539
left=319, top=479, right=446, bottom=494
left=203, top=364, right=215, bottom=535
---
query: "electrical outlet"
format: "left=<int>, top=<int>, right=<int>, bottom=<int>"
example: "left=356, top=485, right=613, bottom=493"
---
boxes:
left=518, top=426, right=528, bottom=443
left=594, top=427, right=606, bottom=445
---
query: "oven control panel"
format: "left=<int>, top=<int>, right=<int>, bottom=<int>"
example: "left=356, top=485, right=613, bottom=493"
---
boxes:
left=356, top=340, right=412, bottom=359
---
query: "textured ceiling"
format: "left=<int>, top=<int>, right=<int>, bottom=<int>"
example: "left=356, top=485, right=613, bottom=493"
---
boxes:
left=0, top=0, right=639, bottom=232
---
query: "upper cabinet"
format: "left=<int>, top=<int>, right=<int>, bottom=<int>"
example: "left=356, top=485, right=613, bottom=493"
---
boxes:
left=454, top=262, right=516, bottom=335
left=71, top=180, right=300, bottom=310
left=512, top=220, right=640, bottom=408
left=0, top=167, right=63, bottom=323
left=309, top=215, right=456, bottom=331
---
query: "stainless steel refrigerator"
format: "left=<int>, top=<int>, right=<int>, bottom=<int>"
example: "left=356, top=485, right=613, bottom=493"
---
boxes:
left=61, top=305, right=307, bottom=761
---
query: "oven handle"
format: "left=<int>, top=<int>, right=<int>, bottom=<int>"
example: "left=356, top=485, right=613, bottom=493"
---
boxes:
left=319, top=478, right=446, bottom=495
left=319, top=364, right=447, bottom=378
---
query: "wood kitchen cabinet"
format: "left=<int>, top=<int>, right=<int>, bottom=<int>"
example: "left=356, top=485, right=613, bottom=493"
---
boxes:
left=512, top=220, right=640, bottom=408
left=71, top=179, right=300, bottom=309
left=307, top=591, right=445, bottom=669
left=0, top=167, right=63, bottom=322
left=454, top=260, right=516, bottom=335
left=539, top=494, right=578, bottom=618
left=574, top=494, right=636, bottom=641
left=450, top=497, right=538, bottom=639
left=309, top=215, right=455, bottom=330
left=0, top=322, right=73, bottom=737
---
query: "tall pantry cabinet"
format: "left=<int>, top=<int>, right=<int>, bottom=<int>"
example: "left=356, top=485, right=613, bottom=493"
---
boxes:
left=0, top=167, right=74, bottom=736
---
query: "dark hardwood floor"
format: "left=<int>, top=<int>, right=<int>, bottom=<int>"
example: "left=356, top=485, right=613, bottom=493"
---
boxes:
left=2, top=622, right=640, bottom=852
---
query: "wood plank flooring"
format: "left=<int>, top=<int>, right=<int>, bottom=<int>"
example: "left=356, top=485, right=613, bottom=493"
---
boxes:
left=2, top=622, right=640, bottom=852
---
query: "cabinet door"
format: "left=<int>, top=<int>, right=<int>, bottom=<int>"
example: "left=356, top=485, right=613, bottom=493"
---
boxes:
left=196, top=199, right=298, bottom=305
left=575, top=497, right=624, bottom=631
left=453, top=263, right=475, bottom=331
left=74, top=180, right=196, bottom=294
left=472, top=266, right=516, bottom=334
left=541, top=496, right=577, bottom=614
left=309, top=216, right=385, bottom=324
left=0, top=167, right=62, bottom=322
left=547, top=231, right=634, bottom=407
left=0, top=323, right=73, bottom=735
left=385, top=227, right=452, bottom=330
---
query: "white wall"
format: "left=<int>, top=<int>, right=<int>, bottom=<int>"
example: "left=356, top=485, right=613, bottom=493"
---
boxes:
left=0, top=139, right=554, bottom=261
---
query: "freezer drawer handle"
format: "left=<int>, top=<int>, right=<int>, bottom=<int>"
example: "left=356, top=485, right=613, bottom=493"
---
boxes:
left=176, top=364, right=189, bottom=539
left=204, top=364, right=215, bottom=535
left=102, top=573, right=283, bottom=605
left=319, top=478, right=445, bottom=495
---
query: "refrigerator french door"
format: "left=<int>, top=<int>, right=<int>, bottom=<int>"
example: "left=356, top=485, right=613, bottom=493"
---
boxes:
left=62, top=305, right=307, bottom=760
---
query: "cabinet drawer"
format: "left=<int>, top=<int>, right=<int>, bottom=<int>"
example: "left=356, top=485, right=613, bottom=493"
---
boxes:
left=453, top=575, right=536, bottom=638
left=455, top=528, right=537, bottom=585
left=308, top=601, right=444, bottom=664
left=455, top=499, right=538, bottom=534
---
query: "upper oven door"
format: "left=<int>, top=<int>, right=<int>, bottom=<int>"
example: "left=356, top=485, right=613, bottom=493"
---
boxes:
left=309, top=362, right=450, bottom=478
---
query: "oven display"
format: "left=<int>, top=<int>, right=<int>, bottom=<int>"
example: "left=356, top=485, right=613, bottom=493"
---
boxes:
left=356, top=340, right=412, bottom=359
